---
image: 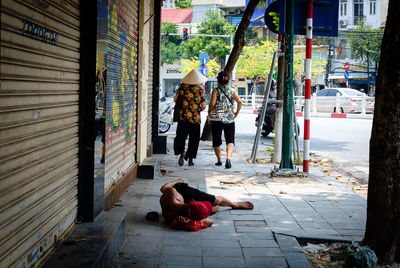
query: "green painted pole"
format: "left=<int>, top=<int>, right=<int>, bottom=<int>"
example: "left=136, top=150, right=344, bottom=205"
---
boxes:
left=279, top=0, right=294, bottom=170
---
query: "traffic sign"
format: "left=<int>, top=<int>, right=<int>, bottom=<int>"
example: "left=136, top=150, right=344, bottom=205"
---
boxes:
left=199, top=53, right=209, bottom=64
left=264, top=1, right=280, bottom=34
left=198, top=65, right=209, bottom=76
left=278, top=0, right=339, bottom=37
left=344, top=71, right=349, bottom=80
left=344, top=62, right=350, bottom=71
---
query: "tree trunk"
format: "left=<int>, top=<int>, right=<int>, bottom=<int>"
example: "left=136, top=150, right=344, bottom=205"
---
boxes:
left=224, top=0, right=261, bottom=74
left=364, top=0, right=400, bottom=264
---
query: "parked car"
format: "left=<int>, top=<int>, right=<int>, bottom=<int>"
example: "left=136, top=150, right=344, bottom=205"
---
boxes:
left=305, top=88, right=374, bottom=113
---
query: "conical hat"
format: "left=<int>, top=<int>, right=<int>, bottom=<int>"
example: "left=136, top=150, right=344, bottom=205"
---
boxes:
left=181, top=69, right=207, bottom=84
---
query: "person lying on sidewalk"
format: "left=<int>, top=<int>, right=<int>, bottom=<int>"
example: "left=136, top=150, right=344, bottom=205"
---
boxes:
left=159, top=178, right=254, bottom=228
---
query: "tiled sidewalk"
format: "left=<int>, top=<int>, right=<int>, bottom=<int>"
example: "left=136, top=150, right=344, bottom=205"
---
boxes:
left=113, top=136, right=366, bottom=268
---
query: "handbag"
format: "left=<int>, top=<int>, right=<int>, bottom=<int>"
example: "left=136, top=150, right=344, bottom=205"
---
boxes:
left=207, top=101, right=224, bottom=121
left=200, top=118, right=212, bottom=141
left=207, top=89, right=224, bottom=121
left=173, top=94, right=181, bottom=122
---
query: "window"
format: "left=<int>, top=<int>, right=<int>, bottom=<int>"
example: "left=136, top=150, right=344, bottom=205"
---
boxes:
left=327, top=89, right=341, bottom=96
left=354, top=0, right=364, bottom=25
left=238, top=78, right=245, bottom=82
left=340, top=0, right=347, bottom=16
left=370, top=0, right=376, bottom=15
left=192, top=5, right=220, bottom=23
left=317, top=90, right=328, bottom=96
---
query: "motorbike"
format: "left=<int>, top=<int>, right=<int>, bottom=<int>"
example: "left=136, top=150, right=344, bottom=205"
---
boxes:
left=255, top=89, right=300, bottom=137
left=159, top=97, right=174, bottom=134
left=255, top=100, right=276, bottom=137
left=255, top=88, right=277, bottom=137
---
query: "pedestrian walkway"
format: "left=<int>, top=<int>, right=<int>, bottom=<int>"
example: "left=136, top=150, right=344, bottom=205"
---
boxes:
left=112, top=135, right=366, bottom=268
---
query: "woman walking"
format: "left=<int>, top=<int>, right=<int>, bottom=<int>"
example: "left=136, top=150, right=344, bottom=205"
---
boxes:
left=173, top=69, right=207, bottom=166
left=208, top=71, right=242, bottom=169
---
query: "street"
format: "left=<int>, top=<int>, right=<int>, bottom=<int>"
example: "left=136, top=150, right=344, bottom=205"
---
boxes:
left=166, top=110, right=373, bottom=183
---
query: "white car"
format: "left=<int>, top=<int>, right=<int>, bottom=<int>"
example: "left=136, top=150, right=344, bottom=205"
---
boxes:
left=313, top=88, right=374, bottom=113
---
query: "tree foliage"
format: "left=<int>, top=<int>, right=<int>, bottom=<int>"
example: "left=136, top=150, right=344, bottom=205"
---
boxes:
left=175, top=0, right=191, bottom=9
left=160, top=22, right=181, bottom=65
left=180, top=10, right=235, bottom=62
left=236, top=40, right=276, bottom=81
left=236, top=40, right=326, bottom=86
left=348, top=21, right=384, bottom=63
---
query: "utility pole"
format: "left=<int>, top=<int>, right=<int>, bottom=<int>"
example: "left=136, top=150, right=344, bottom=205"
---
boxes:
left=325, top=42, right=333, bottom=87
left=277, top=0, right=295, bottom=173
left=272, top=35, right=285, bottom=163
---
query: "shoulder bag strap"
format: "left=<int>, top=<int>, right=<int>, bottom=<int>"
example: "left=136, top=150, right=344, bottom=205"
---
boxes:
left=218, top=87, right=233, bottom=105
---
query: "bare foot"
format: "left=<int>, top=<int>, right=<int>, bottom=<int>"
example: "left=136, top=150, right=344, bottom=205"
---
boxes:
left=212, top=205, right=220, bottom=214
left=234, top=201, right=254, bottom=210
left=202, top=218, right=214, bottom=227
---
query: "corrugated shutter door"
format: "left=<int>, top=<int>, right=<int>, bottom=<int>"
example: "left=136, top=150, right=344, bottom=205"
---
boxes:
left=147, top=6, right=154, bottom=148
left=105, top=0, right=139, bottom=190
left=0, top=0, right=80, bottom=267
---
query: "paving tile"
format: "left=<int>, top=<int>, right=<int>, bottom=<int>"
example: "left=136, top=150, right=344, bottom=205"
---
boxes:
left=235, top=226, right=271, bottom=233
left=329, top=222, right=365, bottom=230
left=335, top=229, right=365, bottom=236
left=302, top=228, right=340, bottom=236
left=244, top=256, right=287, bottom=268
left=202, top=239, right=241, bottom=248
left=164, top=229, right=202, bottom=240
left=202, top=231, right=238, bottom=240
left=284, top=252, right=312, bottom=268
left=159, top=255, right=202, bottom=268
left=163, top=246, right=202, bottom=256
left=234, top=220, right=267, bottom=227
left=202, top=247, right=243, bottom=257
left=203, top=257, right=246, bottom=268
left=274, top=234, right=303, bottom=253
left=231, top=214, right=265, bottom=221
left=122, top=236, right=163, bottom=254
left=236, top=232, right=275, bottom=240
left=242, top=247, right=283, bottom=257
left=116, top=253, right=161, bottom=268
left=230, top=210, right=262, bottom=215
left=163, top=237, right=202, bottom=247
left=297, top=221, right=332, bottom=229
left=239, top=239, right=279, bottom=248
left=206, top=225, right=236, bottom=233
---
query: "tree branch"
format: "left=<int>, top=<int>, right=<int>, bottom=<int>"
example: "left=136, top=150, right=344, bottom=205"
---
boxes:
left=224, top=0, right=261, bottom=74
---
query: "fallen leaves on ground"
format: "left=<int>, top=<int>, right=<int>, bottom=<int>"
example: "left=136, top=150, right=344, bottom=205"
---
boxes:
left=303, top=242, right=349, bottom=268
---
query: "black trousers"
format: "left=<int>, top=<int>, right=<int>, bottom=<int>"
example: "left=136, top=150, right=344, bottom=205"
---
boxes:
left=174, top=121, right=200, bottom=159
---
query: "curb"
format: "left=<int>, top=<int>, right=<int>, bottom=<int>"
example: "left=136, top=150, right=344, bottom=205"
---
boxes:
left=295, top=111, right=373, bottom=119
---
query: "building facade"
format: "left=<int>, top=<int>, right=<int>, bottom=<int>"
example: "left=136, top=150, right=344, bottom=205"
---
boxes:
left=0, top=0, right=163, bottom=267
left=329, top=0, right=387, bottom=93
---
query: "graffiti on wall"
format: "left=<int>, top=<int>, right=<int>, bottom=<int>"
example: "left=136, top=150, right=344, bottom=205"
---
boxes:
left=106, top=0, right=138, bottom=143
left=21, top=19, right=58, bottom=45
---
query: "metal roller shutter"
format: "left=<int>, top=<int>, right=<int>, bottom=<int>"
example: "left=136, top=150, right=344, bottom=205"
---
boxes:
left=105, top=0, right=139, bottom=190
left=147, top=2, right=154, bottom=150
left=0, top=0, right=80, bottom=267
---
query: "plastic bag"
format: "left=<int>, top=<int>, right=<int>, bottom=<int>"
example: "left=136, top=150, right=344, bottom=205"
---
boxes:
left=200, top=119, right=212, bottom=141
left=345, top=242, right=378, bottom=268
left=170, top=218, right=208, bottom=232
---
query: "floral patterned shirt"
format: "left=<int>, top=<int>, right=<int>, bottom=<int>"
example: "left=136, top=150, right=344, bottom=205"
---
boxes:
left=177, top=84, right=206, bottom=124
left=216, top=86, right=235, bottom=124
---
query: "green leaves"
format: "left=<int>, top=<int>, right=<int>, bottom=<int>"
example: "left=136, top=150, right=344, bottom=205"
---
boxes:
left=175, top=0, right=191, bottom=9
left=348, top=22, right=384, bottom=63
left=180, top=10, right=234, bottom=62
left=161, top=22, right=181, bottom=65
